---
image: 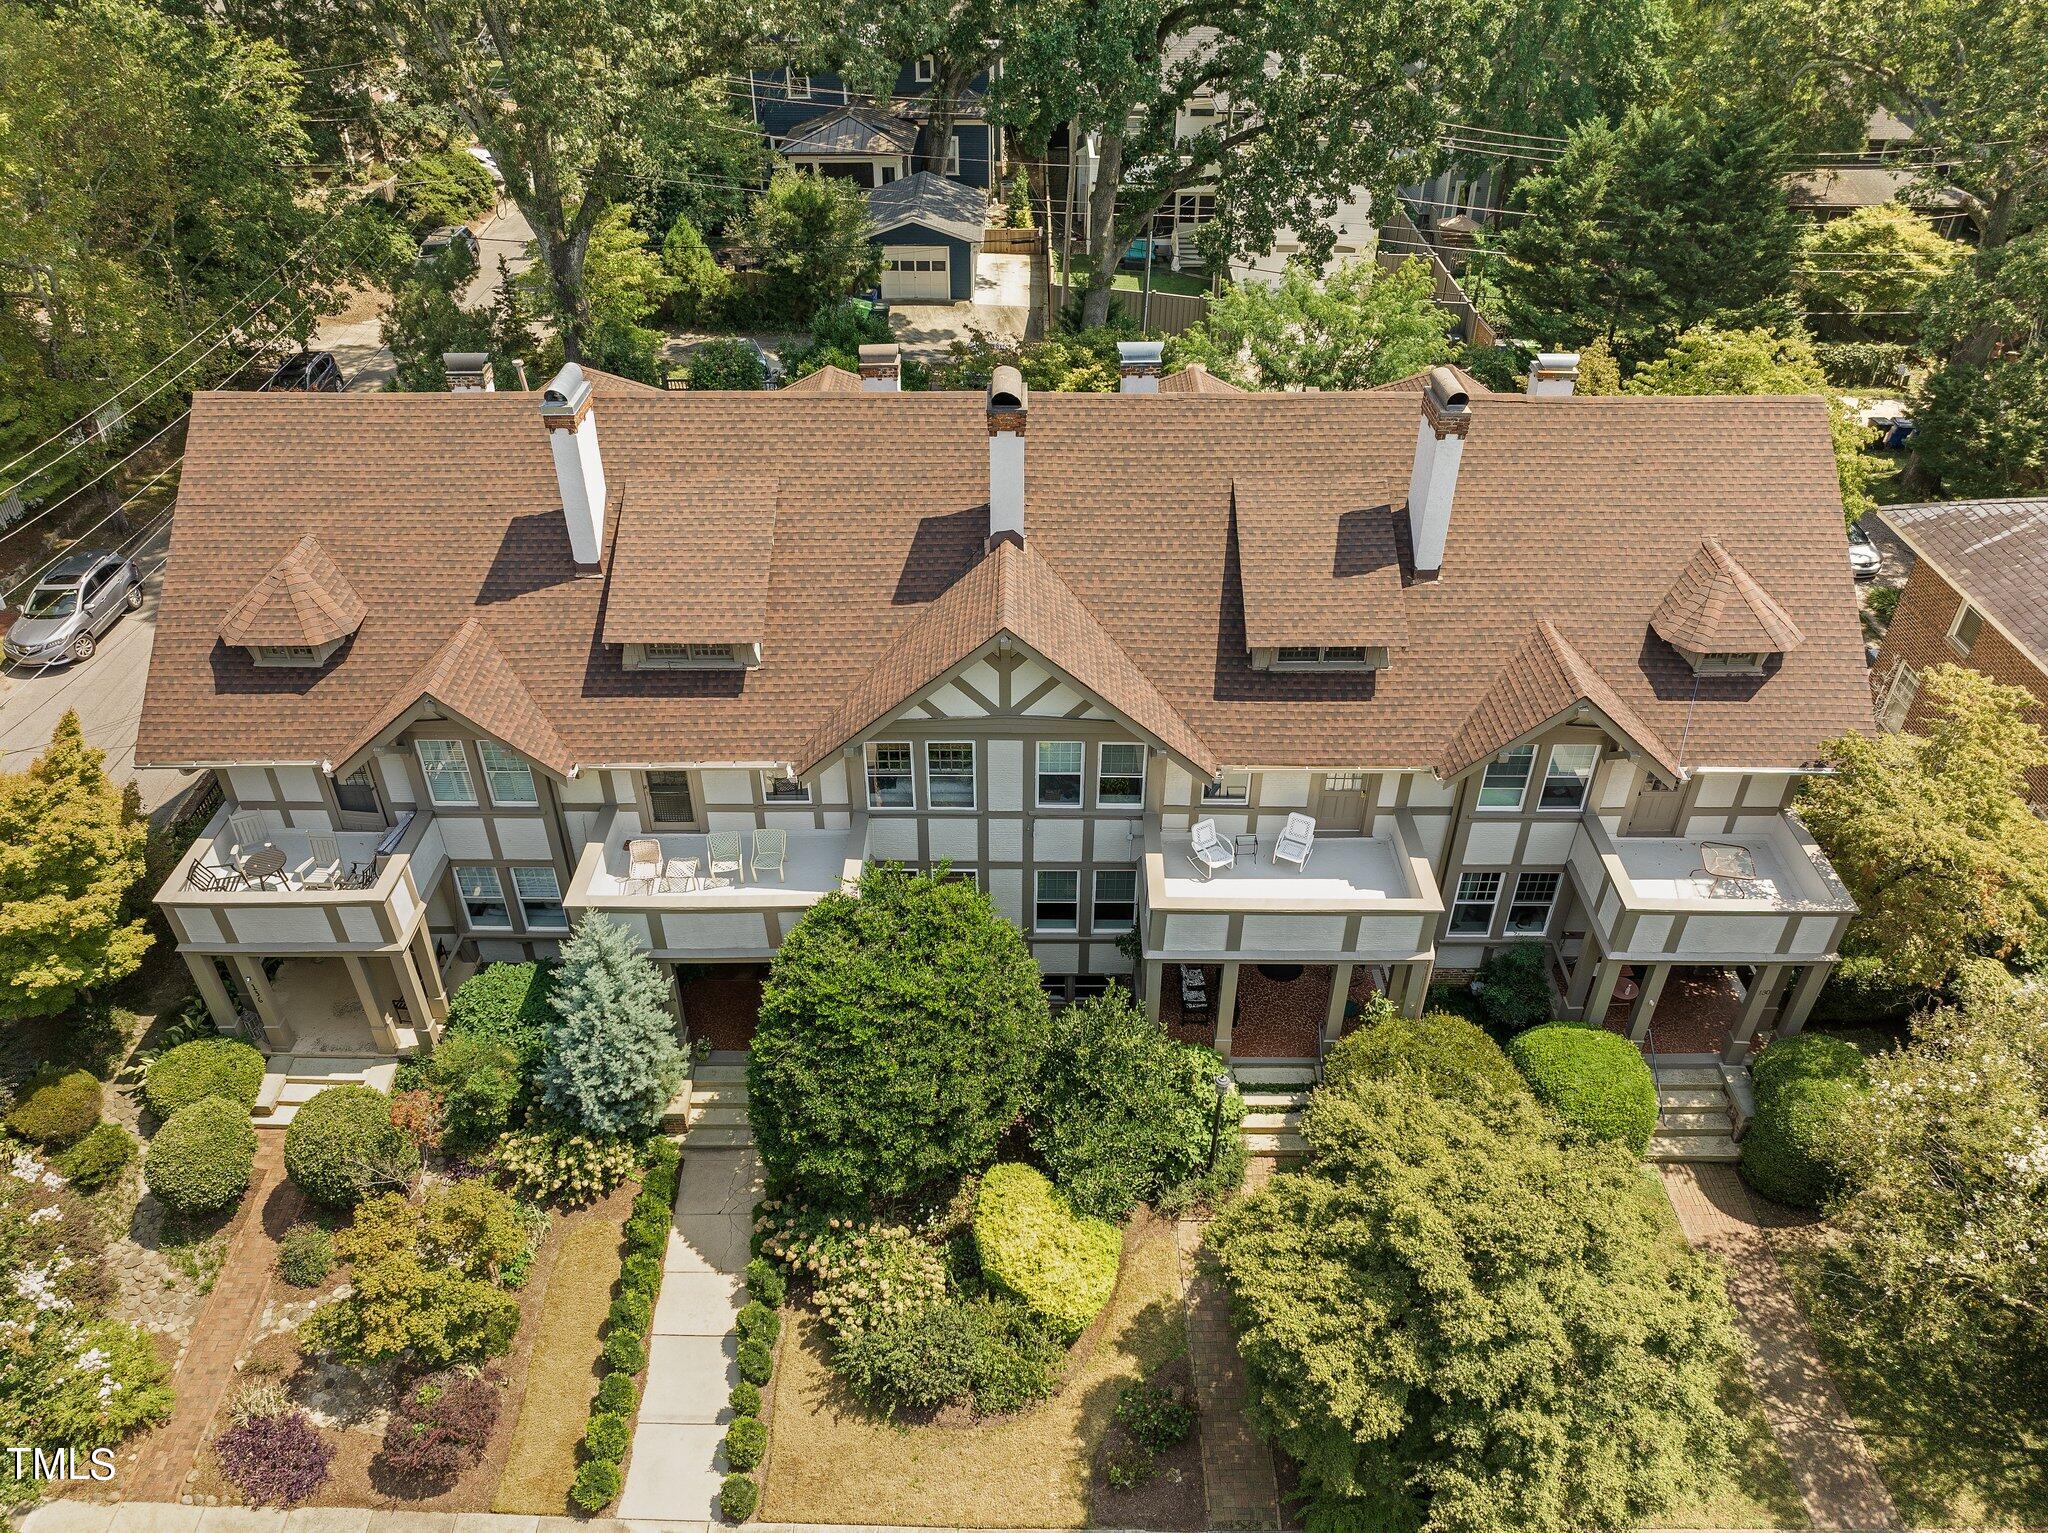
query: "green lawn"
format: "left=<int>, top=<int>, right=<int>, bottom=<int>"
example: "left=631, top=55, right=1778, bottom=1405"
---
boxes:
left=1052, top=253, right=1209, bottom=297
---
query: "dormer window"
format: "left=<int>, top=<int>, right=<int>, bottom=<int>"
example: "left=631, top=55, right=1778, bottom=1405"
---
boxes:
left=250, top=642, right=339, bottom=667
left=1267, top=644, right=1387, bottom=671
left=629, top=641, right=760, bottom=670
left=1650, top=537, right=1804, bottom=678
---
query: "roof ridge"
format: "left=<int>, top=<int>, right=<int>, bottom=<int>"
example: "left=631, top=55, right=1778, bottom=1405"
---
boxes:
left=340, top=617, right=571, bottom=775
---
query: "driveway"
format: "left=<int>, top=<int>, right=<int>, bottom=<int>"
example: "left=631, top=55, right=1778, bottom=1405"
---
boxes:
left=0, top=517, right=196, bottom=811
left=888, top=252, right=1037, bottom=363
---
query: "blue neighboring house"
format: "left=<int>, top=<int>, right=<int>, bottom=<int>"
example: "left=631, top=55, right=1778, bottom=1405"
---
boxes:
left=865, top=172, right=987, bottom=302
left=745, top=60, right=996, bottom=192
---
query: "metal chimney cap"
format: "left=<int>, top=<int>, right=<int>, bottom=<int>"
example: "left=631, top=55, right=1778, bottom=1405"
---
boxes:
left=1424, top=366, right=1470, bottom=411
left=539, top=361, right=592, bottom=415
left=988, top=366, right=1028, bottom=412
left=857, top=342, right=901, bottom=364
left=442, top=351, right=491, bottom=372
left=1116, top=340, right=1165, bottom=368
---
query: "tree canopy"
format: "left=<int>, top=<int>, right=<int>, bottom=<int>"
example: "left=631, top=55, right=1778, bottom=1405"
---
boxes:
left=1912, top=231, right=2048, bottom=500
left=1796, top=203, right=1962, bottom=345
left=1165, top=258, right=1455, bottom=391
left=1798, top=665, right=2048, bottom=985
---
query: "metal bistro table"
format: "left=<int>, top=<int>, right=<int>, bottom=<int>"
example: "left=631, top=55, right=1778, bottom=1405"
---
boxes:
left=241, top=844, right=289, bottom=890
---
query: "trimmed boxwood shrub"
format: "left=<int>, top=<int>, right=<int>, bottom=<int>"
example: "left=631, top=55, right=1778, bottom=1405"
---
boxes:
left=602, top=1330, right=647, bottom=1374
left=6, top=1067, right=102, bottom=1147
left=596, top=1372, right=638, bottom=1413
left=143, top=1038, right=264, bottom=1119
left=285, top=1084, right=419, bottom=1207
left=745, top=1256, right=786, bottom=1308
left=729, top=1381, right=761, bottom=1416
left=609, top=1291, right=653, bottom=1337
left=583, top=1410, right=631, bottom=1461
left=1509, top=1024, right=1659, bottom=1154
left=736, top=1299, right=779, bottom=1348
left=571, top=1457, right=623, bottom=1512
left=55, top=1121, right=136, bottom=1190
left=145, top=1097, right=256, bottom=1214
left=1323, top=1012, right=1528, bottom=1107
left=622, top=1251, right=662, bottom=1294
left=1473, top=941, right=1551, bottom=1036
left=724, top=1415, right=766, bottom=1472
left=973, top=1163, right=1120, bottom=1342
left=1741, top=1034, right=1869, bottom=1209
left=276, top=1224, right=335, bottom=1287
left=720, top=1472, right=759, bottom=1522
left=736, top=1338, right=773, bottom=1385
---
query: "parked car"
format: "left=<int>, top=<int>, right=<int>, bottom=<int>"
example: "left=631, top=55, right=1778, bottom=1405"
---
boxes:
left=463, top=145, right=504, bottom=186
left=1848, top=521, right=1882, bottom=581
left=3, top=550, right=141, bottom=666
left=417, top=224, right=481, bottom=271
left=260, top=351, right=346, bottom=393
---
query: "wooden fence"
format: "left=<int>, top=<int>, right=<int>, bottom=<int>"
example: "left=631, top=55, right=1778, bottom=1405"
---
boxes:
left=1048, top=281, right=1212, bottom=336
left=1376, top=206, right=1498, bottom=349
left=980, top=226, right=1045, bottom=257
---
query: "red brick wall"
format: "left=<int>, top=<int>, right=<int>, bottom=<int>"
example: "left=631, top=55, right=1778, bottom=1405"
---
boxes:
left=1874, top=560, right=2048, bottom=807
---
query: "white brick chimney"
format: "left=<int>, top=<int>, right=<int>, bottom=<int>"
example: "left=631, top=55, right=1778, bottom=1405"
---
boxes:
left=539, top=362, right=606, bottom=570
left=858, top=343, right=901, bottom=392
left=1117, top=340, right=1164, bottom=393
left=1406, top=366, right=1471, bottom=578
left=987, top=367, right=1027, bottom=547
left=1527, top=351, right=1580, bottom=397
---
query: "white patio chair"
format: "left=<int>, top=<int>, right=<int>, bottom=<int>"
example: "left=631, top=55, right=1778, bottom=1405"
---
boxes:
left=657, top=856, right=699, bottom=894
left=299, top=832, right=344, bottom=889
left=227, top=812, right=269, bottom=861
left=625, top=837, right=662, bottom=893
left=1186, top=819, right=1235, bottom=881
left=750, top=829, right=787, bottom=883
left=1273, top=812, right=1317, bottom=872
left=706, top=831, right=743, bottom=886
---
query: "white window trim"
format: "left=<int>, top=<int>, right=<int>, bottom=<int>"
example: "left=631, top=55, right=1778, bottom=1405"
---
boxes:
left=1092, top=869, right=1138, bottom=933
left=1448, top=871, right=1501, bottom=937
left=1201, top=769, right=1250, bottom=805
left=1476, top=746, right=1534, bottom=812
left=1948, top=601, right=1982, bottom=656
left=478, top=741, right=539, bottom=808
left=761, top=771, right=812, bottom=804
left=866, top=741, right=915, bottom=809
left=512, top=865, right=568, bottom=931
left=1536, top=744, right=1599, bottom=813
left=1034, top=868, right=1081, bottom=932
left=455, top=864, right=512, bottom=931
left=945, top=134, right=962, bottom=176
left=786, top=70, right=810, bottom=98
left=416, top=739, right=477, bottom=807
left=1504, top=871, right=1561, bottom=936
left=914, top=55, right=935, bottom=83
left=1036, top=740, right=1084, bottom=808
left=1097, top=743, right=1147, bottom=807
left=925, top=740, right=978, bottom=811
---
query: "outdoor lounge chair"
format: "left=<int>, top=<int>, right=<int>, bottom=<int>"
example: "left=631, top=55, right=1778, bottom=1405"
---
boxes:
left=227, top=812, right=270, bottom=861
left=707, top=831, right=743, bottom=886
left=625, top=838, right=663, bottom=891
left=299, top=832, right=344, bottom=889
left=1178, top=964, right=1210, bottom=1017
left=1187, top=818, right=1235, bottom=880
left=1273, top=812, right=1317, bottom=871
left=750, top=829, right=787, bottom=883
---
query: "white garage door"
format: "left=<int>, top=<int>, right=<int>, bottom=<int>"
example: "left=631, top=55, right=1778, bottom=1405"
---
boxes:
left=880, top=245, right=951, bottom=301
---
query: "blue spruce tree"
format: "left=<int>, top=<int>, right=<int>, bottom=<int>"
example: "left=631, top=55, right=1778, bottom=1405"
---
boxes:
left=540, top=914, right=685, bottom=1135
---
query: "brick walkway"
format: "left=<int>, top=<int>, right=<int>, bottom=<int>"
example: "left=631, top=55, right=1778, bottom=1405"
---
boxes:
left=1660, top=1165, right=1902, bottom=1533
left=1173, top=1220, right=1281, bottom=1531
left=125, top=1137, right=303, bottom=1503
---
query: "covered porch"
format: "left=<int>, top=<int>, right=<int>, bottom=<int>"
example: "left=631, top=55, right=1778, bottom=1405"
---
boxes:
left=181, top=933, right=448, bottom=1058
left=1556, top=947, right=1831, bottom=1064
left=1153, top=958, right=1430, bottom=1061
left=672, top=961, right=766, bottom=1053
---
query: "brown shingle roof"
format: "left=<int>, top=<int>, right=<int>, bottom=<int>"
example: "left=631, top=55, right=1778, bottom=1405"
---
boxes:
left=780, top=365, right=864, bottom=394
left=1877, top=498, right=2048, bottom=665
left=1650, top=537, right=1806, bottom=656
left=797, top=539, right=1214, bottom=775
left=338, top=617, right=570, bottom=776
left=1438, top=618, right=1682, bottom=782
left=601, top=481, right=777, bottom=646
left=1233, top=480, right=1408, bottom=650
left=1158, top=364, right=1243, bottom=395
left=216, top=534, right=366, bottom=649
left=138, top=386, right=1871, bottom=776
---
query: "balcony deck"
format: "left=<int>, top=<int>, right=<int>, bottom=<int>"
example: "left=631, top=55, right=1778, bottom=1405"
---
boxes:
left=577, top=828, right=860, bottom=907
left=188, top=827, right=386, bottom=893
left=1156, top=831, right=1411, bottom=907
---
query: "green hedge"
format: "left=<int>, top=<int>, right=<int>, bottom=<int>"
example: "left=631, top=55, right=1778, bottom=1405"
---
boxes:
left=55, top=1121, right=136, bottom=1190
left=973, top=1163, right=1120, bottom=1342
left=1508, top=1024, right=1659, bottom=1154
left=6, top=1068, right=102, bottom=1147
left=1741, top=1034, right=1869, bottom=1209
left=284, top=1085, right=418, bottom=1207
left=724, top=1415, right=766, bottom=1472
left=1323, top=1012, right=1528, bottom=1107
left=444, top=961, right=556, bottom=1071
left=144, top=1097, right=256, bottom=1215
left=143, top=1038, right=265, bottom=1119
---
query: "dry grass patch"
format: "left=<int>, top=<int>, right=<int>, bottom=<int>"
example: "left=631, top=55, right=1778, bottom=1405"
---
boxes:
left=762, top=1212, right=1185, bottom=1528
left=493, top=1214, right=626, bottom=1513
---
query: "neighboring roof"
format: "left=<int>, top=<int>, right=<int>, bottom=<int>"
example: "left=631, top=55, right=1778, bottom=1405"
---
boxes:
left=139, top=386, right=1872, bottom=776
left=1438, top=619, right=1681, bottom=782
left=1877, top=497, right=2048, bottom=665
left=217, top=534, right=366, bottom=649
left=1786, top=165, right=1968, bottom=212
left=780, top=365, right=863, bottom=394
left=780, top=104, right=917, bottom=158
left=580, top=367, right=664, bottom=397
left=1365, top=364, right=1493, bottom=397
left=1158, top=364, right=1243, bottom=396
left=602, top=481, right=777, bottom=646
left=1650, top=537, right=1806, bottom=656
left=339, top=617, right=570, bottom=776
left=866, top=172, right=986, bottom=244
left=796, top=538, right=1214, bottom=776
left=1233, top=480, right=1408, bottom=651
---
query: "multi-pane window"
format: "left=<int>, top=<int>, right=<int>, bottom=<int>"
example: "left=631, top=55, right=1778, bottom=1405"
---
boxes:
left=1539, top=744, right=1599, bottom=811
left=416, top=740, right=475, bottom=806
left=1201, top=770, right=1250, bottom=804
left=913, top=55, right=935, bottom=82
left=513, top=866, right=567, bottom=930
left=1448, top=871, right=1501, bottom=936
left=1093, top=869, right=1137, bottom=932
left=1036, top=741, right=1083, bottom=805
left=645, top=771, right=696, bottom=825
left=762, top=772, right=810, bottom=803
left=1477, top=745, right=1534, bottom=809
left=335, top=765, right=379, bottom=817
left=867, top=742, right=914, bottom=807
left=1035, top=869, right=1079, bottom=931
left=1505, top=871, right=1561, bottom=935
left=478, top=742, right=538, bottom=806
left=1949, top=603, right=1983, bottom=656
left=785, top=70, right=810, bottom=98
left=456, top=865, right=510, bottom=928
left=927, top=742, right=976, bottom=808
left=1098, top=743, right=1146, bottom=806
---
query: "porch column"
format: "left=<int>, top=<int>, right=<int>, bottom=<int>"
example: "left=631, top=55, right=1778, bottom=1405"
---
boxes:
left=344, top=953, right=401, bottom=1053
left=230, top=957, right=292, bottom=1051
left=391, top=949, right=436, bottom=1053
left=1626, top=962, right=1672, bottom=1043
left=1402, top=958, right=1434, bottom=1018
left=182, top=952, right=239, bottom=1036
left=1724, top=963, right=1788, bottom=1065
left=1325, top=963, right=1355, bottom=1042
left=1776, top=963, right=1831, bottom=1040
left=410, top=923, right=446, bottom=1009
left=666, top=964, right=690, bottom=1047
left=1565, top=941, right=1605, bottom=1014
left=1583, top=958, right=1626, bottom=1026
left=1215, top=962, right=1240, bottom=1061
left=1142, top=960, right=1164, bottom=1023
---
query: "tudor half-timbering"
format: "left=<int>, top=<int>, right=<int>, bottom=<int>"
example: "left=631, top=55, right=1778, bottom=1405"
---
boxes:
left=138, top=346, right=1869, bottom=1074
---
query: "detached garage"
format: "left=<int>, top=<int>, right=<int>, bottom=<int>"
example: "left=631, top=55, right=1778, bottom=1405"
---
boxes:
left=866, top=172, right=986, bottom=305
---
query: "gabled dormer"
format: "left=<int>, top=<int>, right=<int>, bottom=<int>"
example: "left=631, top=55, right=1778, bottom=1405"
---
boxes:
left=1650, top=537, right=1805, bottom=677
left=216, top=533, right=364, bottom=667
left=602, top=480, right=777, bottom=671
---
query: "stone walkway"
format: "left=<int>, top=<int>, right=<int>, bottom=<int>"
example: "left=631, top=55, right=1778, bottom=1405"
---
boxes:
left=125, top=1138, right=303, bottom=1502
left=1173, top=1220, right=1281, bottom=1532
left=1660, top=1165, right=1903, bottom=1533
left=615, top=1145, right=759, bottom=1525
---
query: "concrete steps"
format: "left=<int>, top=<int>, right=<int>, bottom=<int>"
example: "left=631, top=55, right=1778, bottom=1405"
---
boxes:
left=1646, top=1058, right=1743, bottom=1163
left=1235, top=1068, right=1312, bottom=1162
left=253, top=1055, right=399, bottom=1126
left=676, top=1058, right=754, bottom=1149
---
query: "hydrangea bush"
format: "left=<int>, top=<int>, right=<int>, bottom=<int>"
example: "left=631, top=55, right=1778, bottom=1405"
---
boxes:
left=494, top=1123, right=638, bottom=1204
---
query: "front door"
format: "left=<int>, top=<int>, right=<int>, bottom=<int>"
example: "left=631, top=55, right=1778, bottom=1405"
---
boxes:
left=1310, top=771, right=1370, bottom=832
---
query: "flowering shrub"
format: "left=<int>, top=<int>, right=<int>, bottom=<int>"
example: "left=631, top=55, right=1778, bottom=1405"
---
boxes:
left=754, top=1205, right=947, bottom=1343
left=214, top=1407, right=334, bottom=1506
left=494, top=1123, right=637, bottom=1204
left=375, top=1369, right=502, bottom=1486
